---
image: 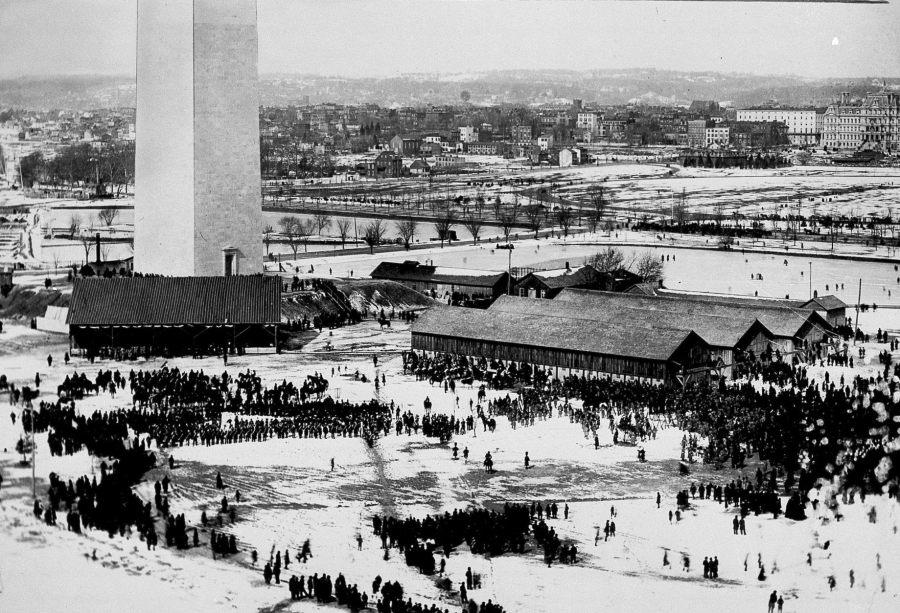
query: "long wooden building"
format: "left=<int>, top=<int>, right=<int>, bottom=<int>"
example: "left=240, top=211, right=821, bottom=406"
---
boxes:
left=410, top=289, right=835, bottom=383
left=67, top=276, right=281, bottom=354
left=555, top=289, right=833, bottom=358
left=411, top=303, right=713, bottom=383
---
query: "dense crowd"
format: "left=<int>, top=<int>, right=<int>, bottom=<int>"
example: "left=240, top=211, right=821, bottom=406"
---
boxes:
left=407, top=346, right=900, bottom=497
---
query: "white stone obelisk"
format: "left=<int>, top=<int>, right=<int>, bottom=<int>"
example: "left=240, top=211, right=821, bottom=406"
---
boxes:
left=135, top=0, right=262, bottom=276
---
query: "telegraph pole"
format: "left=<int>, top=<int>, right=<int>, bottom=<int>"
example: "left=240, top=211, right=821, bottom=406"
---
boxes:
left=853, top=278, right=862, bottom=345
left=809, top=261, right=812, bottom=300
left=31, top=396, right=36, bottom=499
left=498, top=243, right=514, bottom=294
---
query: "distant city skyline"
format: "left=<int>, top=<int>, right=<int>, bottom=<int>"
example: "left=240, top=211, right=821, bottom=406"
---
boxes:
left=0, top=0, right=898, bottom=80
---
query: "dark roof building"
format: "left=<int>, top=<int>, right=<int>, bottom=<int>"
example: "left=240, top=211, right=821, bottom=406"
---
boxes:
left=490, top=293, right=775, bottom=378
left=371, top=261, right=509, bottom=304
left=409, top=287, right=836, bottom=385
left=514, top=265, right=601, bottom=299
left=67, top=276, right=281, bottom=353
left=649, top=288, right=847, bottom=329
left=555, top=289, right=832, bottom=352
left=596, top=268, right=643, bottom=292
left=412, top=304, right=710, bottom=382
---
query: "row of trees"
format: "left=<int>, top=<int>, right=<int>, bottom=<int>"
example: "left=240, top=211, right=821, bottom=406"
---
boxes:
left=273, top=192, right=609, bottom=257
left=18, top=142, right=135, bottom=196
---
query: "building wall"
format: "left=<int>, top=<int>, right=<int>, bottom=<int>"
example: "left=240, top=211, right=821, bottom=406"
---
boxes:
left=705, top=126, right=730, bottom=147
left=823, top=104, right=864, bottom=151
left=135, top=0, right=263, bottom=276
left=135, top=0, right=195, bottom=275
left=412, top=332, right=669, bottom=381
left=192, top=0, right=262, bottom=276
left=736, top=109, right=818, bottom=144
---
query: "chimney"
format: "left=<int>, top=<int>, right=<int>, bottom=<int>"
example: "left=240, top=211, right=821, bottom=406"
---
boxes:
left=565, top=261, right=570, bottom=272
left=95, top=232, right=101, bottom=265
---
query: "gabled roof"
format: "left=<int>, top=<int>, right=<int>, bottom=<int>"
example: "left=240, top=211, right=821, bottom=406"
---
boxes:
left=413, top=305, right=703, bottom=362
left=653, top=288, right=846, bottom=315
left=68, top=276, right=281, bottom=326
left=554, top=289, right=831, bottom=341
left=371, top=261, right=506, bottom=289
left=802, top=295, right=847, bottom=311
left=655, top=288, right=805, bottom=309
left=489, top=294, right=771, bottom=349
left=625, top=282, right=658, bottom=296
left=519, top=265, right=599, bottom=290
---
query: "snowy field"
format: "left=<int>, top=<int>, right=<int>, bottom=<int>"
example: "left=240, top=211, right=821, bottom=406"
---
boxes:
left=1, top=322, right=899, bottom=613
left=271, top=164, right=900, bottom=226
left=269, top=235, right=900, bottom=333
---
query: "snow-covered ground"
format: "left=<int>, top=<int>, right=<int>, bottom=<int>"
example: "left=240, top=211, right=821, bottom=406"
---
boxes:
left=1, top=322, right=899, bottom=612
left=269, top=235, right=900, bottom=333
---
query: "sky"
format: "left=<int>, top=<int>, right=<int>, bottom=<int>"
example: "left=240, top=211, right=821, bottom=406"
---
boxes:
left=0, top=0, right=898, bottom=80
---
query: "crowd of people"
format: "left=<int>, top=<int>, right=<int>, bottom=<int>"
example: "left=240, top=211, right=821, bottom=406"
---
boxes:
left=406, top=342, right=900, bottom=499
left=375, top=504, right=532, bottom=567
left=4, top=315, right=897, bottom=612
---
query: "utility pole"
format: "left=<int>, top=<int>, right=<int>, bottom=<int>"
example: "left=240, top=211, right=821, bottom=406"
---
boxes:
left=498, top=243, right=514, bottom=294
left=809, top=261, right=812, bottom=300
left=853, top=278, right=862, bottom=345
left=31, top=396, right=36, bottom=499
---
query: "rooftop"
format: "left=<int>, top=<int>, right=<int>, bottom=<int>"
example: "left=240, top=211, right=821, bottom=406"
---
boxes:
left=371, top=261, right=506, bottom=288
left=68, top=276, right=281, bottom=326
left=413, top=304, right=701, bottom=362
left=555, top=289, right=831, bottom=340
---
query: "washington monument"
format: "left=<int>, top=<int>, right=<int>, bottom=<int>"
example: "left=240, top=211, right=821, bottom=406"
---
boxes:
left=134, top=0, right=263, bottom=276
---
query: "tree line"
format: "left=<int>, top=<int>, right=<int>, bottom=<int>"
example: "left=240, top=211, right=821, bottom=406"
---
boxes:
left=17, top=141, right=134, bottom=197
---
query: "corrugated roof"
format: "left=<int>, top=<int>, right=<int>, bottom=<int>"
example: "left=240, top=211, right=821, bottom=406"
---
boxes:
left=68, top=277, right=281, bottom=326
left=803, top=295, right=847, bottom=311
left=489, top=294, right=766, bottom=349
left=555, top=289, right=829, bottom=339
left=371, top=261, right=506, bottom=288
left=412, top=304, right=702, bottom=362
left=654, top=289, right=806, bottom=310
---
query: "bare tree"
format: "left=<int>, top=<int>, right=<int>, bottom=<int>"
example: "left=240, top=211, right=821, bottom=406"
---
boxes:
left=462, top=200, right=485, bottom=244
left=313, top=212, right=331, bottom=236
left=712, top=200, right=726, bottom=229
left=672, top=190, right=689, bottom=228
left=587, top=246, right=626, bottom=272
left=362, top=219, right=386, bottom=254
left=491, top=195, right=503, bottom=220
left=67, top=214, right=81, bottom=239
left=97, top=207, right=118, bottom=227
left=395, top=219, right=417, bottom=250
left=279, top=216, right=301, bottom=258
left=297, top=219, right=315, bottom=253
left=556, top=207, right=574, bottom=238
left=335, top=218, right=352, bottom=249
left=587, top=187, right=607, bottom=234
left=263, top=225, right=274, bottom=256
left=80, top=225, right=96, bottom=265
left=523, top=204, right=544, bottom=239
left=633, top=251, right=664, bottom=283
left=497, top=198, right=521, bottom=243
left=433, top=206, right=456, bottom=248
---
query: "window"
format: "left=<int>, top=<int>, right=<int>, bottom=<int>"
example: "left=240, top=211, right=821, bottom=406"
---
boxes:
left=224, top=253, right=234, bottom=276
